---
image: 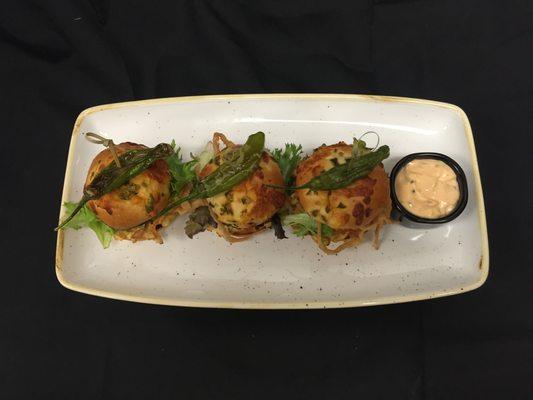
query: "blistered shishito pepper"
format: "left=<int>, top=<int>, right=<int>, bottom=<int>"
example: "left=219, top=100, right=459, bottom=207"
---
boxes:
left=271, top=142, right=390, bottom=191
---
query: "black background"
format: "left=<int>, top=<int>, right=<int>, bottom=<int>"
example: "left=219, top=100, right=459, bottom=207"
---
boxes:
left=1, top=1, right=532, bottom=399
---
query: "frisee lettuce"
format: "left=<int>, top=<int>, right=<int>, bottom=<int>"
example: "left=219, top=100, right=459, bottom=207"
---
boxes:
left=61, top=202, right=115, bottom=248
left=166, top=142, right=215, bottom=197
left=282, top=213, right=333, bottom=238
left=166, top=147, right=198, bottom=196
left=271, top=143, right=303, bottom=187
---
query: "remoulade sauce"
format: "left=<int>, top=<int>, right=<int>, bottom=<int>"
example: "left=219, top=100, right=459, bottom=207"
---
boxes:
left=394, top=159, right=460, bottom=219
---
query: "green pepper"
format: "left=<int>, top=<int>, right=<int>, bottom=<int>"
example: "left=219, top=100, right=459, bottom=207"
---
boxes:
left=271, top=145, right=390, bottom=191
left=200, top=131, right=264, bottom=197
left=56, top=143, right=174, bottom=230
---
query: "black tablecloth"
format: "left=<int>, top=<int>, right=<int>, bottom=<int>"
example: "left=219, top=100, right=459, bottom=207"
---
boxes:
left=1, top=1, right=531, bottom=399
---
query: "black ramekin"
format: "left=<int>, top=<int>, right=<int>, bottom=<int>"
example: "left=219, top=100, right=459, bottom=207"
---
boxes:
left=389, top=152, right=468, bottom=224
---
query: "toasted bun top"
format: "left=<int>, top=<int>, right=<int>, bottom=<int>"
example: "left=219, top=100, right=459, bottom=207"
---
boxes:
left=200, top=151, right=286, bottom=235
left=295, top=142, right=391, bottom=231
left=85, top=142, right=171, bottom=230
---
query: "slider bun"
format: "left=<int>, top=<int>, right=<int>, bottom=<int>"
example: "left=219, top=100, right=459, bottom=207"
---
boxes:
left=295, top=143, right=391, bottom=231
left=84, top=142, right=171, bottom=230
left=199, top=151, right=286, bottom=235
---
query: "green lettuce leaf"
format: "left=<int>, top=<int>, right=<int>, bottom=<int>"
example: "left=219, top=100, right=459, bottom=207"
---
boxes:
left=282, top=213, right=333, bottom=238
left=62, top=202, right=115, bottom=248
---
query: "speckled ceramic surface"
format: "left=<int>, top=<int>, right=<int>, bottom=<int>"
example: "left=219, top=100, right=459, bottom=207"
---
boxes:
left=56, top=94, right=489, bottom=308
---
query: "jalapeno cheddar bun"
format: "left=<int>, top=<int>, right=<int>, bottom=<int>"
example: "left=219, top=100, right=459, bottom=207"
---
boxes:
left=283, top=140, right=392, bottom=254
left=184, top=132, right=286, bottom=241
left=85, top=142, right=171, bottom=230
left=57, top=136, right=196, bottom=246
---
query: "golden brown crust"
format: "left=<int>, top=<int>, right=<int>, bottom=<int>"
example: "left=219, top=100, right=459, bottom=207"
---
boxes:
left=201, top=151, right=286, bottom=235
left=295, top=142, right=391, bottom=250
left=84, top=142, right=171, bottom=230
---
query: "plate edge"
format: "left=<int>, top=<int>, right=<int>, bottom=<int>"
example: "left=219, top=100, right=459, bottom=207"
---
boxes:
left=454, top=105, right=490, bottom=288
left=63, top=93, right=466, bottom=127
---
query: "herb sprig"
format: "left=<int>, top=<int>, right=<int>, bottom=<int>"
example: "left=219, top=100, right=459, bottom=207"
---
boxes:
left=166, top=147, right=198, bottom=197
left=271, top=143, right=303, bottom=190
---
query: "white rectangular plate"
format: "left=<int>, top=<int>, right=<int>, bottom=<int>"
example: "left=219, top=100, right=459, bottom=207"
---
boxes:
left=56, top=94, right=489, bottom=308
